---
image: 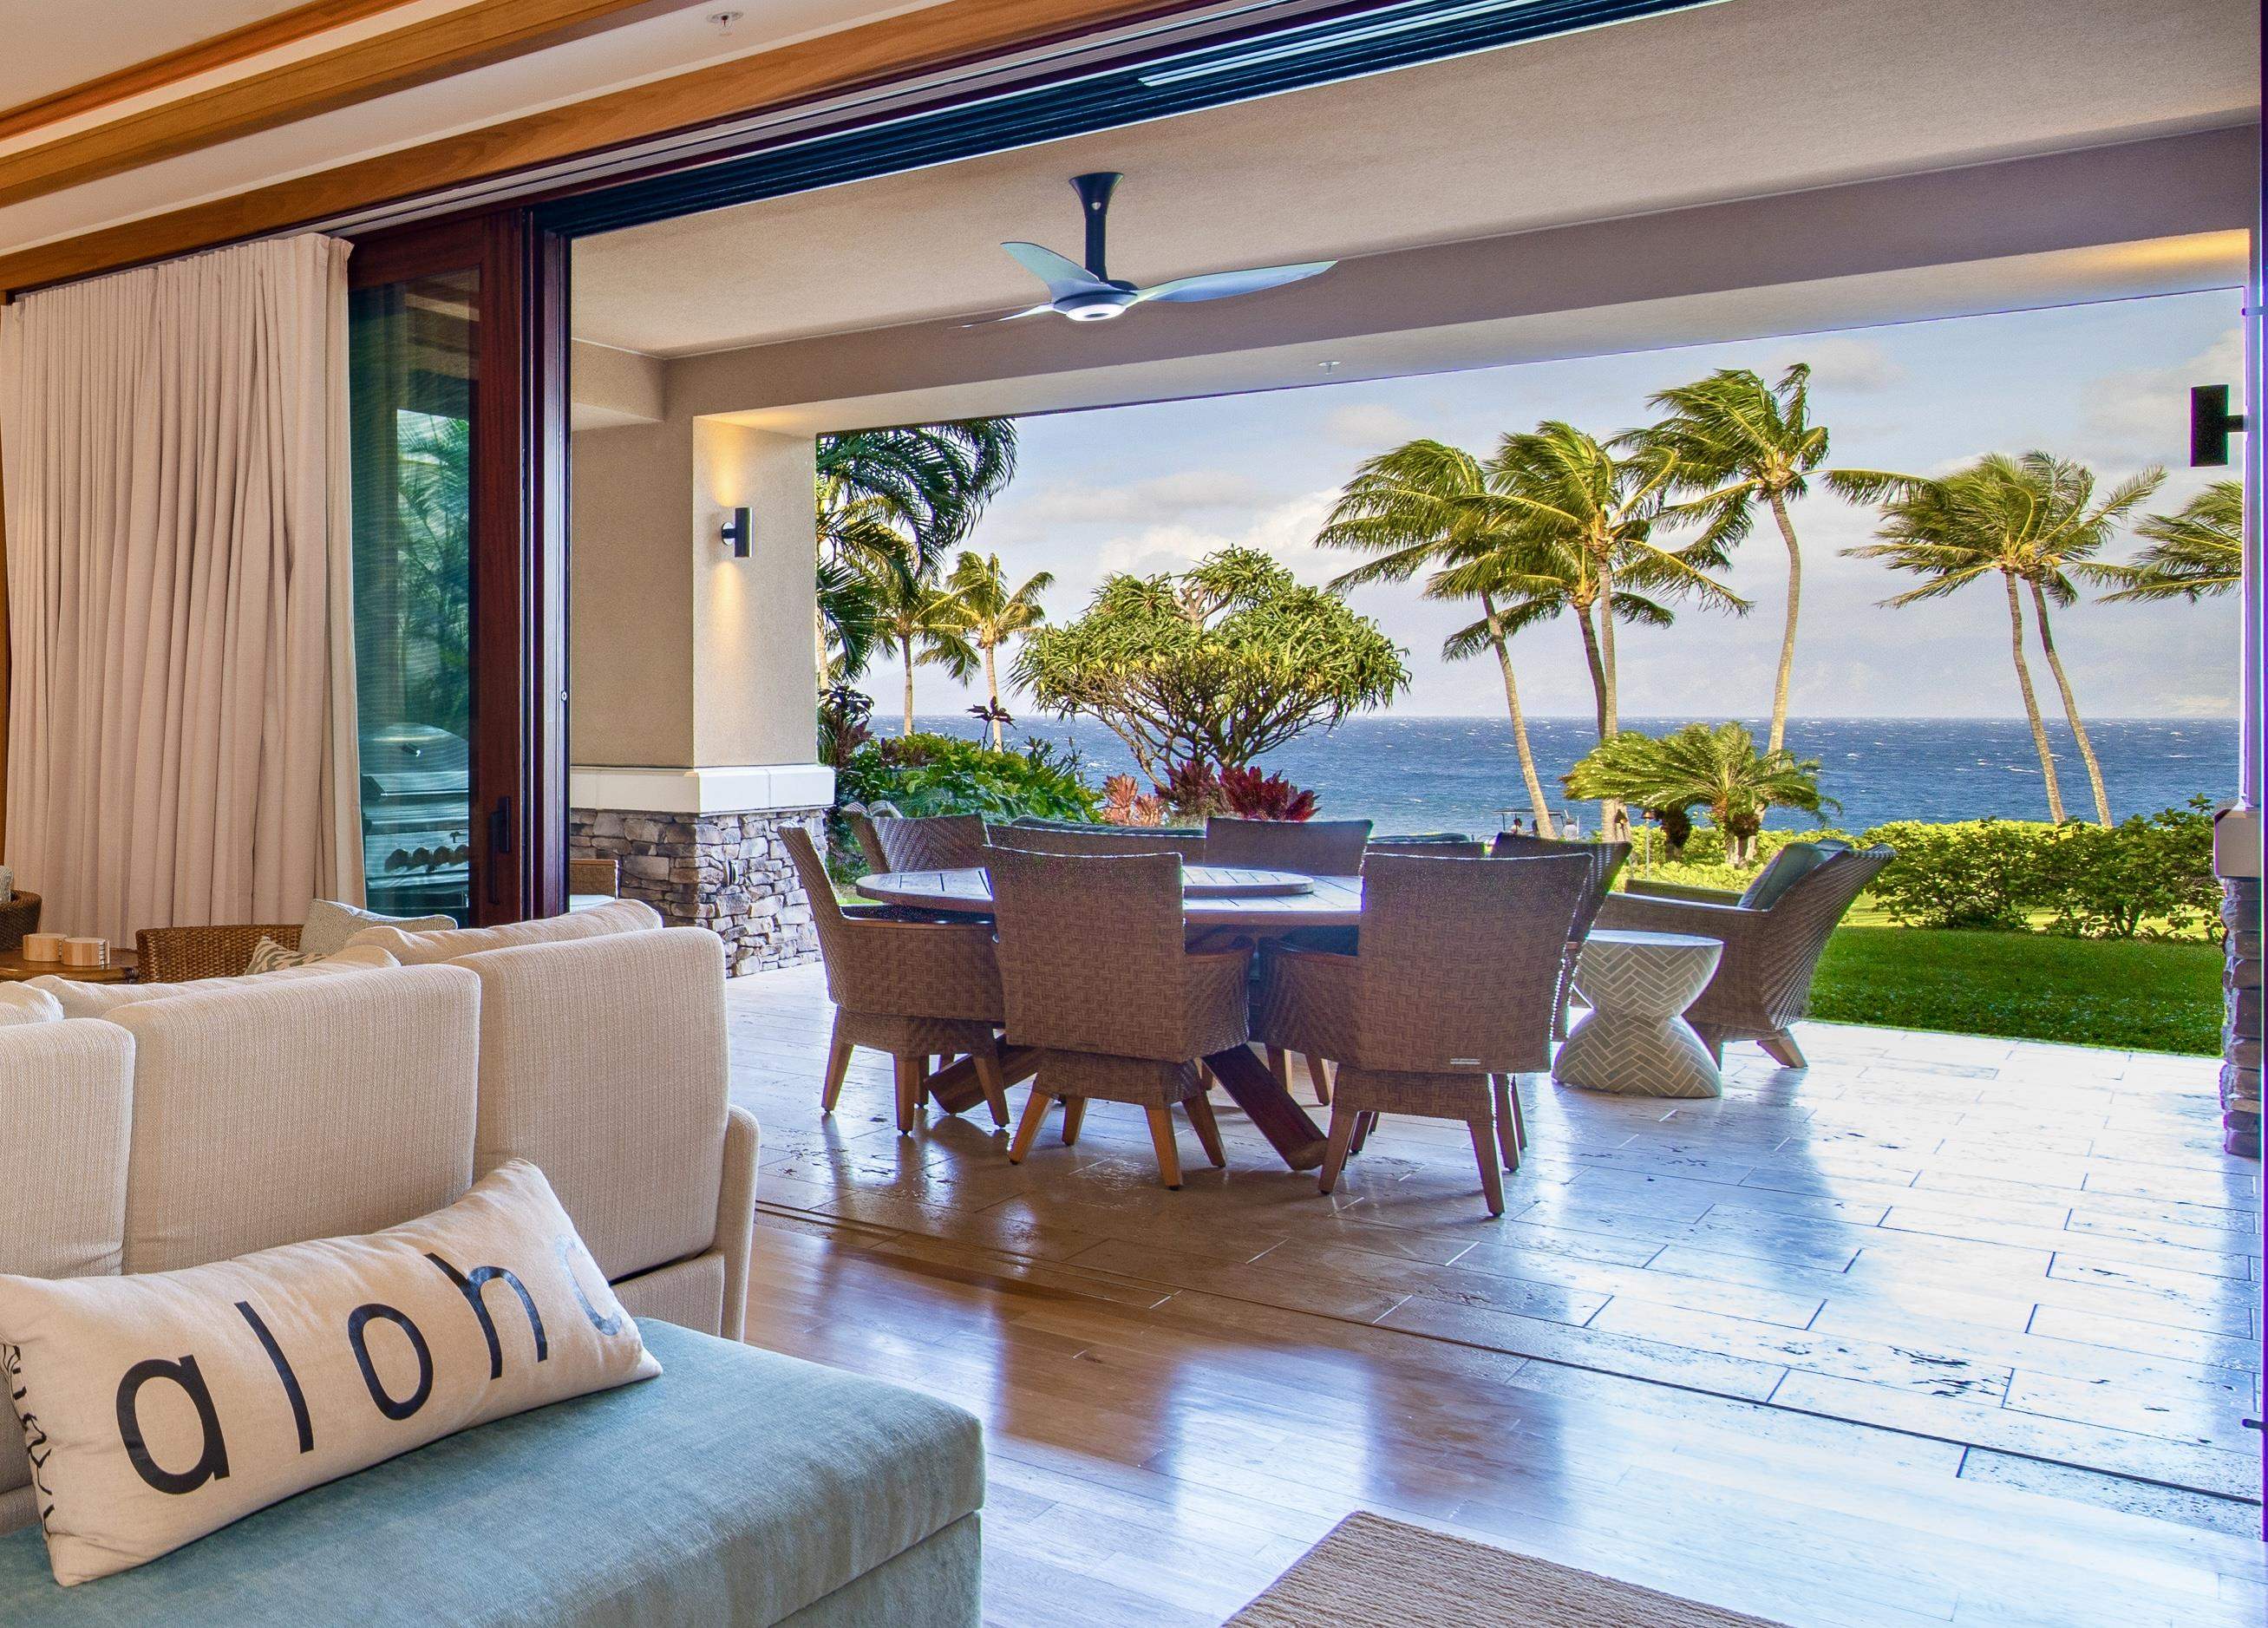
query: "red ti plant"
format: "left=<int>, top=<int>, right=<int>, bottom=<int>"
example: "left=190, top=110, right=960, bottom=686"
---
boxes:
left=1218, top=765, right=1317, bottom=821
left=1155, top=759, right=1228, bottom=822
left=1098, top=774, right=1167, bottom=827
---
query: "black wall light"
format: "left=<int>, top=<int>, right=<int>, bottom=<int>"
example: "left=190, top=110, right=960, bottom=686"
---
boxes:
left=721, top=507, right=752, bottom=557
left=2190, top=384, right=2247, bottom=467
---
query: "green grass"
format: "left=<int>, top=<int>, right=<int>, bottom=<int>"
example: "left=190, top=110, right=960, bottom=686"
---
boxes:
left=1807, top=925, right=2223, bottom=1056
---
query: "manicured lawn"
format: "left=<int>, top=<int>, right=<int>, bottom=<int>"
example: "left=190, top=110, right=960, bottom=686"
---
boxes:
left=1808, top=925, right=2223, bottom=1056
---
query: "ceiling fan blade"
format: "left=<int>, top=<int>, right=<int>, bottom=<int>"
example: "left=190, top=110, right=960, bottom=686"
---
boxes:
left=958, top=303, right=1060, bottom=329
left=1000, top=241, right=1108, bottom=299
left=1133, top=259, right=1337, bottom=304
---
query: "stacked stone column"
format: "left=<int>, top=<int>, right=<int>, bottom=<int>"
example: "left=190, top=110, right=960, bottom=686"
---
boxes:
left=571, top=806, right=823, bottom=977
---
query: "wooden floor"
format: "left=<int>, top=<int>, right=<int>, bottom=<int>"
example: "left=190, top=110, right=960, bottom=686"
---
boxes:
left=726, top=964, right=2265, bottom=1625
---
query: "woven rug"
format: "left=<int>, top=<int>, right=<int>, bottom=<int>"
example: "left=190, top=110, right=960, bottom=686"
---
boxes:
left=1228, top=1512, right=1792, bottom=1626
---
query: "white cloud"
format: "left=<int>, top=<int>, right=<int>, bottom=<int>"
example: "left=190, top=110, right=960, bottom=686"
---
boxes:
left=1321, top=402, right=1424, bottom=448
left=1010, top=469, right=1271, bottom=526
left=1095, top=489, right=1341, bottom=576
left=2079, top=326, right=2244, bottom=467
left=1779, top=337, right=1905, bottom=394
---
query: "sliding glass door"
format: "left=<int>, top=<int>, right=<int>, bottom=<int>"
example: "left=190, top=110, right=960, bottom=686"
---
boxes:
left=347, top=215, right=564, bottom=924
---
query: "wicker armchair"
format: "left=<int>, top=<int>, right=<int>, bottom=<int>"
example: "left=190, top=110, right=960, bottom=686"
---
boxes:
left=1594, top=844, right=1893, bottom=1069
left=1206, top=816, right=1372, bottom=876
left=1367, top=836, right=1487, bottom=858
left=855, top=813, right=989, bottom=873
left=136, top=923, right=303, bottom=982
left=567, top=857, right=621, bottom=898
left=1253, top=853, right=1587, bottom=1215
left=1491, top=832, right=1632, bottom=1037
left=984, top=821, right=1209, bottom=862
left=782, top=827, right=1013, bottom=1132
left=0, top=891, right=39, bottom=952
left=986, top=847, right=1249, bottom=1189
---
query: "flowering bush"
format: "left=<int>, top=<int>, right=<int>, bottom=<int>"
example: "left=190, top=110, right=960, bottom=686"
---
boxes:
left=1218, top=766, right=1317, bottom=821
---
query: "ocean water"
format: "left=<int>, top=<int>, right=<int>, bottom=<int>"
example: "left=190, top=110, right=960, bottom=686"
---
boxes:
left=911, top=714, right=2239, bottom=837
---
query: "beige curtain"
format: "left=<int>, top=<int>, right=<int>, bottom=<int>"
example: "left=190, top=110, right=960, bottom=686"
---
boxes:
left=0, top=233, right=363, bottom=949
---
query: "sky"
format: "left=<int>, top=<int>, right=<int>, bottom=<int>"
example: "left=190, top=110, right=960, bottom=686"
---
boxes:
left=902, top=288, right=2244, bottom=722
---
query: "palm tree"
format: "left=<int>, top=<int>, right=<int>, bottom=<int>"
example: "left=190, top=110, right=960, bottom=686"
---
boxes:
left=1839, top=453, right=2162, bottom=825
left=2086, top=479, right=2242, bottom=603
left=944, top=551, right=1054, bottom=748
left=1485, top=422, right=1748, bottom=742
left=1563, top=722, right=1833, bottom=868
left=868, top=560, right=977, bottom=736
left=1316, top=440, right=1559, bottom=832
left=1628, top=363, right=1866, bottom=755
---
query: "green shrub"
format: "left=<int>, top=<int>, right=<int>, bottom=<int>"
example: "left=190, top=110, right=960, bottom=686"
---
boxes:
left=1624, top=826, right=1853, bottom=897
left=1861, top=818, right=2052, bottom=930
left=828, top=732, right=1098, bottom=878
left=1861, top=801, right=2218, bottom=940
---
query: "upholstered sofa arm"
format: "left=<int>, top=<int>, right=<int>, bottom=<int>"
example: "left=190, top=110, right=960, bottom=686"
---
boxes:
left=716, top=1104, right=760, bottom=1343
left=1622, top=879, right=1743, bottom=905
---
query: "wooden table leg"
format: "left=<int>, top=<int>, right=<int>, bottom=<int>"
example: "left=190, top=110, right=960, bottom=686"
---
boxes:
left=1204, top=1043, right=1328, bottom=1171
left=929, top=1044, right=1041, bottom=1115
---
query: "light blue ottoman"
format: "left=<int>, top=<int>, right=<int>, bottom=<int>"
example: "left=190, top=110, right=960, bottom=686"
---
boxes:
left=0, top=1320, right=983, bottom=1625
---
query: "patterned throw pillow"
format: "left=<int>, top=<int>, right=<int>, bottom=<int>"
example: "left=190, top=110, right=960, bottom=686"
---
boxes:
left=299, top=899, right=458, bottom=959
left=244, top=935, right=319, bottom=975
left=0, top=1161, right=658, bottom=1586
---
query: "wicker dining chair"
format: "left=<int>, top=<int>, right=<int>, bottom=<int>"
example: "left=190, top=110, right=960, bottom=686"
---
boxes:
left=854, top=812, right=990, bottom=873
left=781, top=827, right=1013, bottom=1132
left=1489, top=831, right=1631, bottom=1038
left=1366, top=836, right=1487, bottom=858
left=986, top=846, right=1250, bottom=1189
left=1205, top=816, right=1373, bottom=876
left=0, top=891, right=39, bottom=952
left=136, top=924, right=305, bottom=982
left=1253, top=853, right=1588, bottom=1215
left=984, top=821, right=1209, bottom=862
left=1595, top=844, right=1893, bottom=1069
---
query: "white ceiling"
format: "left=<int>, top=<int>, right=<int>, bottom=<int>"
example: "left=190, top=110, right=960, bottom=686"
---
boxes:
left=0, top=0, right=322, bottom=108
left=571, top=0, right=2261, bottom=358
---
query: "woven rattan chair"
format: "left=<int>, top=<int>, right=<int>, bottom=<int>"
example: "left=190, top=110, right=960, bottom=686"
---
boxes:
left=1205, top=816, right=1373, bottom=876
left=0, top=891, right=39, bottom=952
left=1595, top=844, right=1893, bottom=1069
left=857, top=813, right=990, bottom=873
left=137, top=924, right=303, bottom=982
left=986, top=846, right=1249, bottom=1190
left=567, top=857, right=620, bottom=897
left=984, top=821, right=1209, bottom=862
left=1491, top=832, right=1632, bottom=1037
left=782, top=827, right=1013, bottom=1132
left=1253, top=853, right=1588, bottom=1215
left=1367, top=836, right=1487, bottom=858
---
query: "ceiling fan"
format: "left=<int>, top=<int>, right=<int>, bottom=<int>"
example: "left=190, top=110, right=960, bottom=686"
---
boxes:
left=974, top=172, right=1337, bottom=324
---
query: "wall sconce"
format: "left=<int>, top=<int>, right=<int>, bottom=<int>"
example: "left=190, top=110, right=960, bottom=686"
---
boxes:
left=2191, top=384, right=2247, bottom=467
left=720, top=507, right=752, bottom=558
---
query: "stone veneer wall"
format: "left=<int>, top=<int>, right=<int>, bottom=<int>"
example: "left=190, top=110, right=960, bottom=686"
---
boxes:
left=570, top=806, right=824, bottom=977
left=2222, top=876, right=2261, bottom=1157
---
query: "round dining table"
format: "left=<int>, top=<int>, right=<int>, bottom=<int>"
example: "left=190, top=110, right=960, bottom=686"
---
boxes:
left=853, top=865, right=1365, bottom=1170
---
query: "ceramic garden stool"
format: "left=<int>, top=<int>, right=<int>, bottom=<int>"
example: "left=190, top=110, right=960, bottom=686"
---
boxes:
left=1552, top=929, right=1726, bottom=1099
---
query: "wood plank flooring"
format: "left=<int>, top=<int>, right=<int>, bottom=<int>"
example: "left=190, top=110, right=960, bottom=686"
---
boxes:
left=724, top=964, right=2265, bottom=1625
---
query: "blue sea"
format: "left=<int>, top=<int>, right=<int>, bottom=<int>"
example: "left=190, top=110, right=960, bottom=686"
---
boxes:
left=912, top=714, right=2239, bottom=837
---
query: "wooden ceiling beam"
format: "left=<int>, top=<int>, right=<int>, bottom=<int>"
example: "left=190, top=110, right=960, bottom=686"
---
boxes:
left=0, top=0, right=698, bottom=212
left=0, top=0, right=1192, bottom=293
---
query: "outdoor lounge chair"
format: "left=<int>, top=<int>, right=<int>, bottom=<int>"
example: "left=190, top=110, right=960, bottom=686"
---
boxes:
left=1491, top=831, right=1633, bottom=1037
left=1252, top=852, right=1588, bottom=1216
left=985, top=846, right=1247, bottom=1189
left=1593, top=843, right=1895, bottom=1069
left=782, top=826, right=1015, bottom=1131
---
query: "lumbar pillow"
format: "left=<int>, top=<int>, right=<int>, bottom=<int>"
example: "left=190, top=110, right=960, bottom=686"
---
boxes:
left=0, top=1160, right=657, bottom=1586
left=0, top=984, right=62, bottom=1026
left=300, top=899, right=457, bottom=959
left=242, top=935, right=318, bottom=975
left=29, top=945, right=400, bottom=1018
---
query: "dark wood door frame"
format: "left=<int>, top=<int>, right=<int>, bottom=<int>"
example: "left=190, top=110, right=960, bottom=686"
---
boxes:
left=347, top=208, right=568, bottom=924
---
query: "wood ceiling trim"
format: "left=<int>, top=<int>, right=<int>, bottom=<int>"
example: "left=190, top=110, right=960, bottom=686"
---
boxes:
left=0, top=0, right=1199, bottom=293
left=0, top=0, right=423, bottom=142
left=0, top=0, right=700, bottom=212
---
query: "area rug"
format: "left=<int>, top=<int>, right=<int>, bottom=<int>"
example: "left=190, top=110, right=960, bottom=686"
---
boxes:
left=1228, top=1512, right=1792, bottom=1626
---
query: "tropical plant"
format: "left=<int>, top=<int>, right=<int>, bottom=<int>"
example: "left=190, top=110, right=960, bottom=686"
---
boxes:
left=1317, top=439, right=1558, bottom=832
left=2086, top=479, right=2243, bottom=603
left=1016, top=546, right=1408, bottom=778
left=1098, top=775, right=1167, bottom=827
left=380, top=411, right=472, bottom=735
left=1563, top=722, right=1833, bottom=867
left=1156, top=760, right=1229, bottom=821
left=818, top=683, right=874, bottom=770
left=833, top=732, right=1098, bottom=825
left=1838, top=452, right=2163, bottom=826
left=944, top=551, right=1054, bottom=749
left=1218, top=765, right=1318, bottom=821
left=866, top=559, right=977, bottom=736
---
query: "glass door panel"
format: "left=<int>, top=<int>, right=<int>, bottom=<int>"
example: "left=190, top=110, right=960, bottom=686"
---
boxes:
left=349, top=269, right=478, bottom=921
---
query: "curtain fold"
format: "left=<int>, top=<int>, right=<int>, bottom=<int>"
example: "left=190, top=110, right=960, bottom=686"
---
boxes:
left=1, top=233, right=362, bottom=949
